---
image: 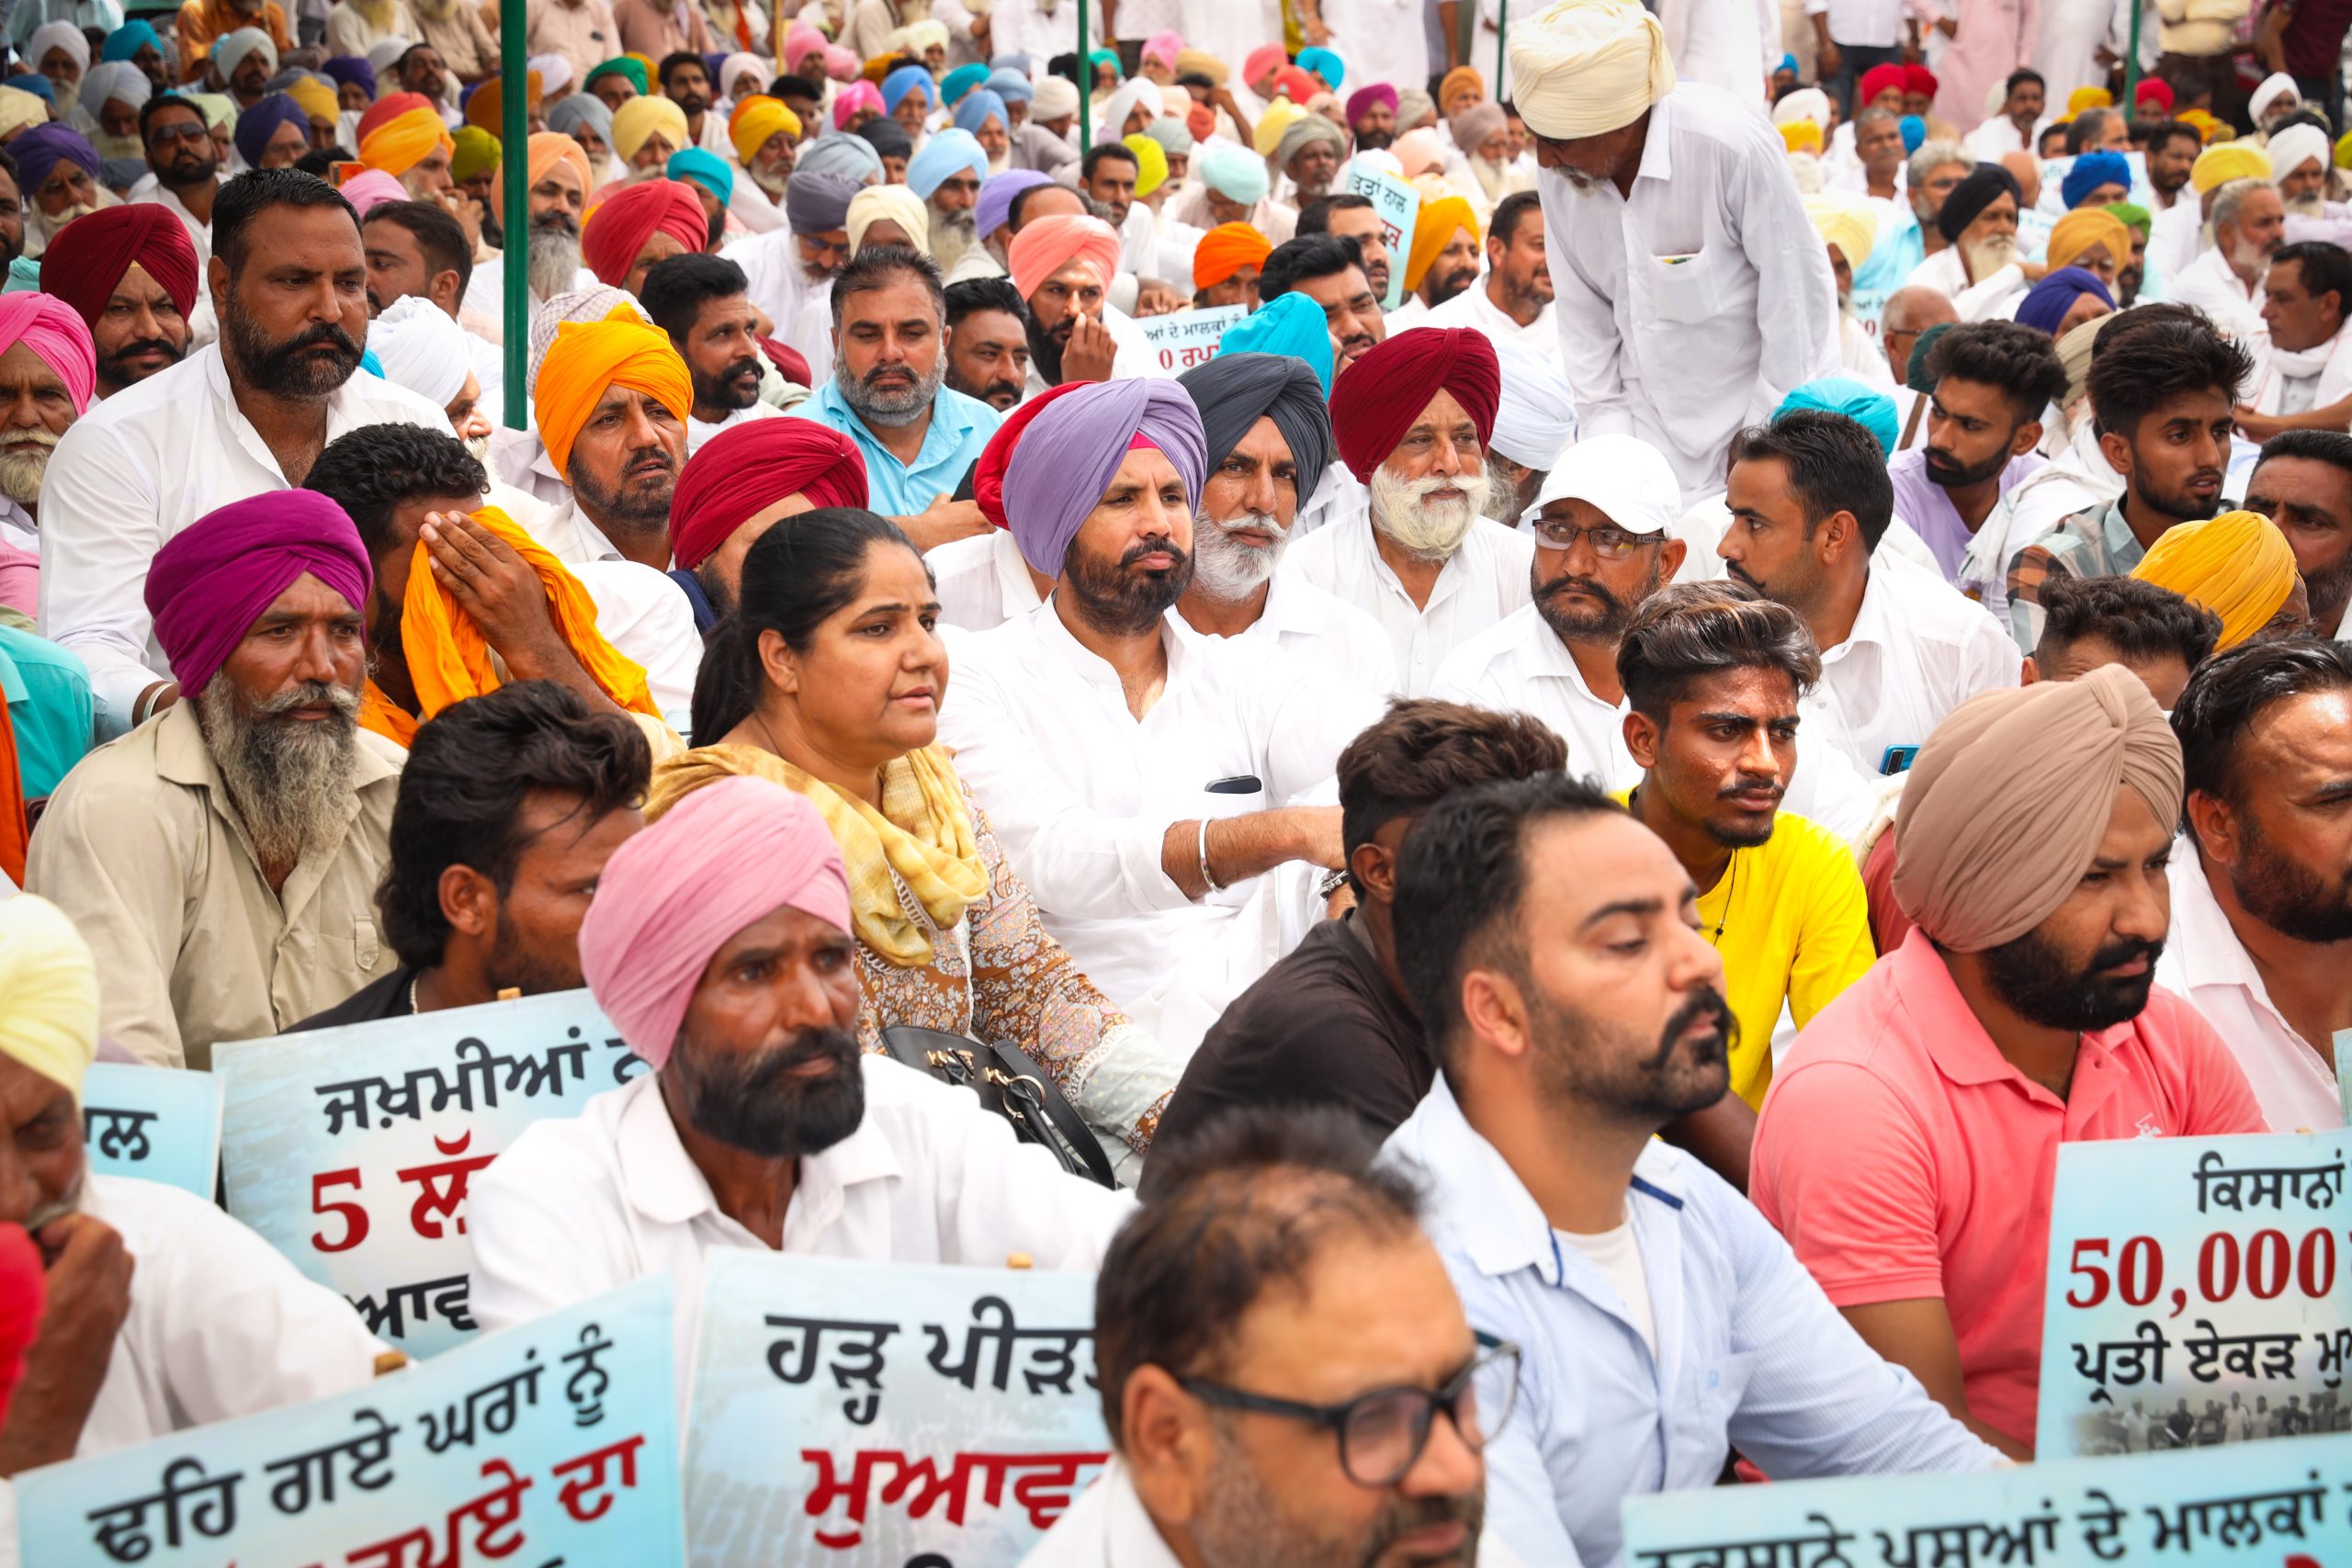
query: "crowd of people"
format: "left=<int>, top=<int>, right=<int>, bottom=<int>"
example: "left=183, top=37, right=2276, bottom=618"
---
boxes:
left=0, top=0, right=2340, bottom=1558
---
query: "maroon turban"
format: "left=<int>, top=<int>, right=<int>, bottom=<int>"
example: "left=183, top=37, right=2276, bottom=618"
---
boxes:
left=144, top=491, right=372, bottom=697
left=38, top=206, right=199, bottom=333
left=582, top=178, right=709, bottom=287
left=668, top=418, right=869, bottom=570
left=1329, top=327, right=1501, bottom=481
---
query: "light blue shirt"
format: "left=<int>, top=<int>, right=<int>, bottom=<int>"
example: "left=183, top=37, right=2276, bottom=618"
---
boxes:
left=1380, top=1077, right=2001, bottom=1568
left=0, top=626, right=92, bottom=801
left=790, top=378, right=1001, bottom=516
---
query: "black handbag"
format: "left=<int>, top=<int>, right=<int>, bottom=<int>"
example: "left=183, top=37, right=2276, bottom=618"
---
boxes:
left=877, top=1025, right=1120, bottom=1189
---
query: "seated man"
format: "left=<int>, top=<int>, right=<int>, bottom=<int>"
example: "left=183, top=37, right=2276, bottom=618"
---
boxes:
left=0, top=896, right=387, bottom=1469
left=2023, top=574, right=2220, bottom=707
left=302, top=422, right=701, bottom=738
left=1023, top=1108, right=1514, bottom=1567
left=468, top=775, right=1135, bottom=1376
left=1617, top=583, right=1877, bottom=1115
left=638, top=251, right=784, bottom=453
left=1753, top=668, right=2267, bottom=1458
left=36, top=204, right=197, bottom=401
left=936, top=378, right=1375, bottom=1041
left=1383, top=773, right=2000, bottom=1568
left=2163, top=639, right=2352, bottom=1132
left=459, top=127, right=596, bottom=321
left=25, top=492, right=401, bottom=1067
left=1010, top=212, right=1156, bottom=390
left=292, top=682, right=650, bottom=1030
left=1148, top=700, right=1566, bottom=1181
left=531, top=302, right=693, bottom=572
left=666, top=416, right=867, bottom=626
left=1284, top=328, right=1533, bottom=696
left=0, top=294, right=96, bottom=618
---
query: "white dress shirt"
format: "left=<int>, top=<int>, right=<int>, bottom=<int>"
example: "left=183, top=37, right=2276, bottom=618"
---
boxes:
left=1813, top=558, right=2020, bottom=776
left=685, top=396, right=785, bottom=454
left=127, top=177, right=214, bottom=270
left=2168, top=244, right=2269, bottom=355
left=1423, top=276, right=1561, bottom=362
left=719, top=225, right=813, bottom=344
left=76, top=1173, right=388, bottom=1459
left=1544, top=85, right=1840, bottom=502
left=1381, top=1077, right=2004, bottom=1568
left=1282, top=513, right=1535, bottom=696
left=1294, top=462, right=1368, bottom=540
left=458, top=252, right=598, bottom=323
left=38, top=347, right=447, bottom=732
left=931, top=526, right=1044, bottom=633
left=2148, top=197, right=2203, bottom=295
left=469, top=1064, right=1135, bottom=1392
left=1809, top=0, right=1905, bottom=45
left=2154, top=852, right=2343, bottom=1133
left=1178, top=571, right=1400, bottom=701
left=934, top=600, right=1378, bottom=1026
left=569, top=559, right=702, bottom=734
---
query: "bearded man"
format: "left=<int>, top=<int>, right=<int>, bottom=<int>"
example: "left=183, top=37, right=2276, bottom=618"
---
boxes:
left=0, top=296, right=96, bottom=612
left=460, top=130, right=597, bottom=318
left=1903, top=164, right=2028, bottom=319
left=13, top=125, right=111, bottom=260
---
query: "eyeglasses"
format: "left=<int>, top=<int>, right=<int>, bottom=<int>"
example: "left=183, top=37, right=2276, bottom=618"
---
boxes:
left=1181, top=1339, right=1521, bottom=1488
left=1528, top=517, right=1668, bottom=558
left=147, top=122, right=211, bottom=146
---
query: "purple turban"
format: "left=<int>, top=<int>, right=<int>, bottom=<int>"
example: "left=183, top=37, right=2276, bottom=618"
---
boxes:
left=322, top=55, right=375, bottom=98
left=233, top=92, right=311, bottom=171
left=143, top=491, right=372, bottom=697
left=1000, top=378, right=1207, bottom=578
left=11, top=124, right=100, bottom=197
left=2015, top=265, right=2115, bottom=336
left=976, top=168, right=1051, bottom=239
left=1345, top=83, right=1397, bottom=127
left=578, top=774, right=851, bottom=1066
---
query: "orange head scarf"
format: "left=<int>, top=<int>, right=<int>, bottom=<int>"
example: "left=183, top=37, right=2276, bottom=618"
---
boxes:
left=359, top=93, right=455, bottom=177
left=534, top=305, right=692, bottom=479
left=1193, top=221, right=1272, bottom=290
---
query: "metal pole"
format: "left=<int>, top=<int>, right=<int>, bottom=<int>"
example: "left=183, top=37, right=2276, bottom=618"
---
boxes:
left=2122, top=0, right=2143, bottom=110
left=1496, top=0, right=1507, bottom=96
left=499, top=5, right=527, bottom=429
left=1078, top=1, right=1091, bottom=157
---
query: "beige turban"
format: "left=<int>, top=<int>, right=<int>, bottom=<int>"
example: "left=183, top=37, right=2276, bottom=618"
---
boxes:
left=1507, top=0, right=1675, bottom=141
left=0, top=896, right=97, bottom=1104
left=1893, top=663, right=2184, bottom=953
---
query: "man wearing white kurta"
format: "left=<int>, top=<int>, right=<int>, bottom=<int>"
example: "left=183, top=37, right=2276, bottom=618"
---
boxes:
left=2247, top=241, right=2352, bottom=418
left=1512, top=0, right=1838, bottom=502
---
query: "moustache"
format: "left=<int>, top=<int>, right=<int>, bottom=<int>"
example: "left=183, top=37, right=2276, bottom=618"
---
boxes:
left=255, top=678, right=362, bottom=719
left=2087, top=936, right=2164, bottom=977
left=1538, top=574, right=1619, bottom=610
left=1717, top=773, right=1783, bottom=804
left=1119, top=536, right=1187, bottom=570
left=533, top=211, right=581, bottom=238
left=284, top=322, right=364, bottom=357
left=1642, top=987, right=1733, bottom=1070
left=101, top=335, right=180, bottom=366
left=743, top=1025, right=862, bottom=1089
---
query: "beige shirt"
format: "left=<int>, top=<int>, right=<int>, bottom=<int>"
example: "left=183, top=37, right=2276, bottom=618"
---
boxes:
left=24, top=703, right=403, bottom=1069
left=480, top=0, right=622, bottom=94
left=412, top=1, right=501, bottom=80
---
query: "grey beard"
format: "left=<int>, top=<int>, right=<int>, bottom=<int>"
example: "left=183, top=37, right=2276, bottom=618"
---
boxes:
left=527, top=224, right=583, bottom=302
left=751, top=164, right=790, bottom=198
left=928, top=206, right=977, bottom=272
left=836, top=355, right=944, bottom=428
left=1188, top=506, right=1286, bottom=603
left=1369, top=463, right=1492, bottom=561
left=198, top=676, right=362, bottom=871
left=0, top=445, right=49, bottom=507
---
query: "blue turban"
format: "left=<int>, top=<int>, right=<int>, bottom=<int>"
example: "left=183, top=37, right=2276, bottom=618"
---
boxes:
left=11, top=124, right=97, bottom=196
left=667, top=145, right=733, bottom=205
left=1899, top=112, right=1925, bottom=152
left=991, top=51, right=1034, bottom=75
left=953, top=88, right=1007, bottom=136
left=232, top=93, right=309, bottom=170
left=322, top=55, right=375, bottom=98
left=3, top=74, right=53, bottom=107
left=988, top=66, right=1034, bottom=104
left=1002, top=378, right=1208, bottom=576
left=1779, top=52, right=1798, bottom=74
left=1296, top=45, right=1344, bottom=87
left=976, top=167, right=1050, bottom=236
left=1217, top=291, right=1335, bottom=395
left=797, top=131, right=884, bottom=183
left=1197, top=140, right=1270, bottom=204
left=941, top=62, right=988, bottom=105
left=2062, top=150, right=2132, bottom=209
left=882, top=64, right=933, bottom=113
left=1776, top=376, right=1897, bottom=457
left=101, top=19, right=158, bottom=62
left=906, top=127, right=988, bottom=199
left=2015, top=266, right=2115, bottom=336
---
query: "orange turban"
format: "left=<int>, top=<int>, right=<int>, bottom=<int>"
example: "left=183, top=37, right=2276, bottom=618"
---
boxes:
left=1404, top=196, right=1477, bottom=292
left=534, top=306, right=692, bottom=479
left=581, top=177, right=708, bottom=286
left=359, top=94, right=455, bottom=177
left=1193, top=221, right=1272, bottom=290
left=1008, top=213, right=1124, bottom=301
left=466, top=70, right=542, bottom=133
left=527, top=129, right=590, bottom=192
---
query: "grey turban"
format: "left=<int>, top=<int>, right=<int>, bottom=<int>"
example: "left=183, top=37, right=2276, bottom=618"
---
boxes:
left=786, top=169, right=865, bottom=234
left=796, top=133, right=885, bottom=185
left=1275, top=113, right=1345, bottom=170
left=1178, top=351, right=1333, bottom=507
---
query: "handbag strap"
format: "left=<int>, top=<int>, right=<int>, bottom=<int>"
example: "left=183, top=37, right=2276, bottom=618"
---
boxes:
left=875, top=1026, right=1120, bottom=1189
left=980, top=1040, right=1119, bottom=1190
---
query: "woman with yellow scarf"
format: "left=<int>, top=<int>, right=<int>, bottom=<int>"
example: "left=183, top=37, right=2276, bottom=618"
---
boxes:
left=645, top=508, right=1182, bottom=1178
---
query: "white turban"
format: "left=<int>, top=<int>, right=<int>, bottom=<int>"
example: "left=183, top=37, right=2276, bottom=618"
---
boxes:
left=212, top=25, right=277, bottom=79
left=1033, top=73, right=1079, bottom=120
left=28, top=20, right=88, bottom=73
left=1531, top=432, right=1681, bottom=536
left=368, top=294, right=471, bottom=408
left=2269, top=123, right=2329, bottom=186
left=1488, top=337, right=1577, bottom=471
left=1507, top=0, right=1674, bottom=140
left=1093, top=74, right=1159, bottom=143
left=2250, top=71, right=2300, bottom=124
left=528, top=51, right=573, bottom=97
left=1771, top=86, right=1829, bottom=130
left=365, top=34, right=414, bottom=74
left=78, top=60, right=147, bottom=119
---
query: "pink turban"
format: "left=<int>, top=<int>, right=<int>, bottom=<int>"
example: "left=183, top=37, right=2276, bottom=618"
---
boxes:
left=1141, top=30, right=1183, bottom=69
left=831, top=79, right=882, bottom=129
left=1244, top=43, right=1287, bottom=85
left=1008, top=213, right=1123, bottom=301
left=338, top=168, right=410, bottom=216
left=143, top=491, right=372, bottom=698
left=0, top=295, right=95, bottom=413
left=577, top=774, right=851, bottom=1066
left=784, top=21, right=827, bottom=70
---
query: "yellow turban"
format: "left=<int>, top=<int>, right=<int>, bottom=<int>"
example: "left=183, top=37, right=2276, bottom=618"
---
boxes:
left=2131, top=512, right=2301, bottom=650
left=1123, top=131, right=1169, bottom=197
left=729, top=94, right=799, bottom=164
left=1803, top=191, right=1874, bottom=271
left=534, top=306, right=693, bottom=479
left=1405, top=195, right=1478, bottom=292
left=846, top=182, right=930, bottom=255
left=287, top=75, right=337, bottom=126
left=1506, top=0, right=1674, bottom=140
left=1780, top=118, right=1822, bottom=155
left=2045, top=208, right=2131, bottom=275
left=612, top=93, right=690, bottom=163
left=2067, top=85, right=2113, bottom=113
left=1254, top=96, right=1305, bottom=156
left=0, top=895, right=96, bottom=1104
left=2177, top=107, right=2224, bottom=142
left=2192, top=141, right=2270, bottom=194
left=2337, top=129, right=2352, bottom=169
left=359, top=105, right=454, bottom=177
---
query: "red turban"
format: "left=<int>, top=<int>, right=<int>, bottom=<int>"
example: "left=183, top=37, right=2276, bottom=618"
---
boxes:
left=2136, top=76, right=2174, bottom=110
left=669, top=418, right=869, bottom=570
left=1329, top=327, right=1500, bottom=482
left=1858, top=62, right=1905, bottom=105
left=973, top=382, right=1085, bottom=530
left=582, top=178, right=708, bottom=287
left=1904, top=63, right=1938, bottom=97
left=144, top=491, right=372, bottom=697
left=1272, top=64, right=1317, bottom=102
left=356, top=90, right=435, bottom=146
left=38, top=205, right=198, bottom=332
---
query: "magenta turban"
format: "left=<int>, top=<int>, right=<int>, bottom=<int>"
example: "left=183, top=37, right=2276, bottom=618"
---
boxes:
left=1345, top=83, right=1397, bottom=126
left=1329, top=326, right=1501, bottom=481
left=143, top=491, right=372, bottom=698
left=577, top=774, right=851, bottom=1067
left=999, top=377, right=1207, bottom=578
left=0, top=295, right=94, bottom=412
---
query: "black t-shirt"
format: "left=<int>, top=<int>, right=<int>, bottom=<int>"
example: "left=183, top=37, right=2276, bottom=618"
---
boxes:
left=287, top=966, right=420, bottom=1033
left=1142, top=915, right=1431, bottom=1197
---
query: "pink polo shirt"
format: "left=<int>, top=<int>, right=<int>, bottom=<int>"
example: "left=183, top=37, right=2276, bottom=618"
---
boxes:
left=1750, top=927, right=2265, bottom=1450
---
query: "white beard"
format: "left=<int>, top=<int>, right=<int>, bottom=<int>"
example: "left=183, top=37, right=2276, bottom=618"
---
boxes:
left=1962, top=232, right=2018, bottom=281
left=1189, top=506, right=1288, bottom=603
left=0, top=437, right=52, bottom=507
left=1370, top=463, right=1491, bottom=561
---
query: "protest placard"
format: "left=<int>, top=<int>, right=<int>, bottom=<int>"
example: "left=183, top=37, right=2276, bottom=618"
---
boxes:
left=1136, top=304, right=1244, bottom=374
left=2035, top=1129, right=2351, bottom=1458
left=1343, top=160, right=1418, bottom=313
left=14, top=1275, right=683, bottom=1566
left=1621, top=1429, right=2352, bottom=1565
left=81, top=1062, right=222, bottom=1198
left=215, top=989, right=644, bottom=1357
left=684, top=1254, right=1108, bottom=1567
